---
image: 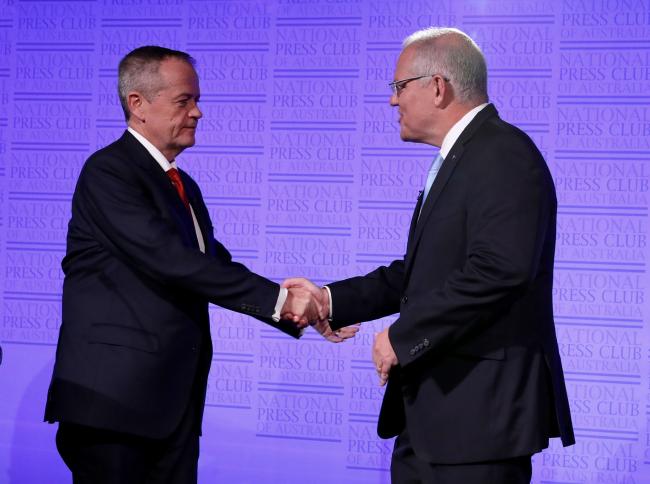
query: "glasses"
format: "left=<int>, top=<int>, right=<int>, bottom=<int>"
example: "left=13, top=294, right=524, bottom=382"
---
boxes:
left=388, top=74, right=449, bottom=95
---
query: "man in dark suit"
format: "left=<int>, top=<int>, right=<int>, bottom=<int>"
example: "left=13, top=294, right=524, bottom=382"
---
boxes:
left=44, top=46, right=353, bottom=484
left=286, top=28, right=574, bottom=483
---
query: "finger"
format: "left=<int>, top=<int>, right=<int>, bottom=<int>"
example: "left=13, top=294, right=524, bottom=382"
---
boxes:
left=281, top=277, right=306, bottom=288
left=336, top=330, right=356, bottom=340
left=283, top=278, right=319, bottom=296
left=327, top=333, right=344, bottom=343
left=379, top=373, right=388, bottom=386
left=335, top=324, right=359, bottom=338
left=336, top=328, right=357, bottom=340
left=377, top=366, right=388, bottom=386
left=379, top=362, right=388, bottom=379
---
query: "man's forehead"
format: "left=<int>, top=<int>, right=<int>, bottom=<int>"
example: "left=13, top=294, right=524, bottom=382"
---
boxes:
left=159, top=58, right=196, bottom=75
left=395, top=47, right=416, bottom=75
left=157, top=60, right=198, bottom=87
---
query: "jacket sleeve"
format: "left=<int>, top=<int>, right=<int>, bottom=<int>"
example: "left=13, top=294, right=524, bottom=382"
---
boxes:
left=68, top=152, right=300, bottom=338
left=327, top=259, right=405, bottom=329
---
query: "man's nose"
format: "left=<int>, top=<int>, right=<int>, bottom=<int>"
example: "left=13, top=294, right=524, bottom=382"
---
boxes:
left=191, top=103, right=202, bottom=119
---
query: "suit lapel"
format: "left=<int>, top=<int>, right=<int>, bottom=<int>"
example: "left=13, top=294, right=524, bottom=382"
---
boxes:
left=412, top=148, right=463, bottom=242
left=180, top=170, right=211, bottom=252
left=406, top=190, right=424, bottom=264
left=403, top=104, right=499, bottom=279
left=406, top=190, right=423, bottom=254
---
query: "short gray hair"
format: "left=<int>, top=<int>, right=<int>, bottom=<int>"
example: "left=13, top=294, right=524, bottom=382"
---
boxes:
left=118, top=46, right=195, bottom=120
left=403, top=27, right=488, bottom=104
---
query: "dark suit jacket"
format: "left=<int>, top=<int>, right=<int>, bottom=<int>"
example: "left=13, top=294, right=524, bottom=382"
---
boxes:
left=45, top=131, right=299, bottom=439
left=328, top=105, right=575, bottom=464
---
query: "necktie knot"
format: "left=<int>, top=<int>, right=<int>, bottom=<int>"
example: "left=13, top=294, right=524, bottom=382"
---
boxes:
left=167, top=168, right=191, bottom=213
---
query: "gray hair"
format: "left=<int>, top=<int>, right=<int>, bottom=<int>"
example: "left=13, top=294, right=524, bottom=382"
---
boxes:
left=403, top=27, right=488, bottom=104
left=118, top=46, right=195, bottom=120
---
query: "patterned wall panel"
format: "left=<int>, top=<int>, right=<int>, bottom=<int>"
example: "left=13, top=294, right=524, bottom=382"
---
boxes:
left=0, top=1, right=648, bottom=482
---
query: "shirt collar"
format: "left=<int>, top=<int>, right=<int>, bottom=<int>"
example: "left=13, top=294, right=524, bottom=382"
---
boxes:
left=127, top=126, right=178, bottom=171
left=439, top=103, right=489, bottom=159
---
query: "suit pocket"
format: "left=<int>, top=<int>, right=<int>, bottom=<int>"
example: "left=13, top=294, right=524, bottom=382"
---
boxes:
left=89, top=323, right=160, bottom=353
left=451, top=342, right=505, bottom=361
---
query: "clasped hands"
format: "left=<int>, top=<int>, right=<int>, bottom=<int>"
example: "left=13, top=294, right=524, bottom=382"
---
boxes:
left=280, top=278, right=358, bottom=343
left=280, top=278, right=397, bottom=385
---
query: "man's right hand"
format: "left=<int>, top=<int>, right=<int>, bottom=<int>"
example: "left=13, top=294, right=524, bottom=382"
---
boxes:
left=282, top=277, right=330, bottom=321
left=281, top=278, right=359, bottom=343
left=281, top=285, right=323, bottom=328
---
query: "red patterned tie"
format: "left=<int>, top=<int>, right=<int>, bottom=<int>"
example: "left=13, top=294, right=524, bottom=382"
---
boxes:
left=166, top=168, right=191, bottom=214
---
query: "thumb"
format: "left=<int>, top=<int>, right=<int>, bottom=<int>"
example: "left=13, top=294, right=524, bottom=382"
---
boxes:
left=281, top=277, right=306, bottom=289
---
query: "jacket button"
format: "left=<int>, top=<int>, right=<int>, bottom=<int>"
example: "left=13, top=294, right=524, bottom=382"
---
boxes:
left=401, top=295, right=408, bottom=304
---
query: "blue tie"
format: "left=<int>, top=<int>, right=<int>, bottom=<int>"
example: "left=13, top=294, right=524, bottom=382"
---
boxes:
left=422, top=152, right=444, bottom=203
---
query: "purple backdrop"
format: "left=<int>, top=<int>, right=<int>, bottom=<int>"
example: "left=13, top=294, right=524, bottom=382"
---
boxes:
left=1, top=0, right=649, bottom=482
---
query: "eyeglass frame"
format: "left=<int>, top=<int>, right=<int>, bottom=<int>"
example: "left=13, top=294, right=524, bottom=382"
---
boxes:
left=388, top=74, right=450, bottom=96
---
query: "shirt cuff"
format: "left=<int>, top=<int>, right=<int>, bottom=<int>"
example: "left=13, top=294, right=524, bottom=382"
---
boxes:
left=324, top=285, right=333, bottom=321
left=272, top=287, right=288, bottom=322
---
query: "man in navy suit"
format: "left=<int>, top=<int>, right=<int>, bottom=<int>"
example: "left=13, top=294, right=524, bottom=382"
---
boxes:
left=286, top=27, right=574, bottom=483
left=44, top=46, right=354, bottom=484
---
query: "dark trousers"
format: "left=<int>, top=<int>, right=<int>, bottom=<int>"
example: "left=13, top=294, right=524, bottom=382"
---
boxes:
left=391, top=429, right=532, bottom=484
left=56, top=401, right=200, bottom=484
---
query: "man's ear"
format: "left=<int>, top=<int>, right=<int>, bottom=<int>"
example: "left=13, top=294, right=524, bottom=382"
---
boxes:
left=432, top=75, right=450, bottom=108
left=127, top=92, right=146, bottom=122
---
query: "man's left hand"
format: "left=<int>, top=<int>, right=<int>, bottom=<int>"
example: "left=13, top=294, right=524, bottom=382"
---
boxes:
left=373, top=328, right=398, bottom=386
left=312, top=320, right=360, bottom=343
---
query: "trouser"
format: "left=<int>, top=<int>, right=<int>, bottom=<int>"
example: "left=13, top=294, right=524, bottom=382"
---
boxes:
left=56, top=399, right=200, bottom=484
left=391, top=427, right=532, bottom=484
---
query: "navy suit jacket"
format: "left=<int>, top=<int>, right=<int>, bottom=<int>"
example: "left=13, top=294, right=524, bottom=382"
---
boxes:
left=45, top=131, right=299, bottom=438
left=329, top=105, right=575, bottom=463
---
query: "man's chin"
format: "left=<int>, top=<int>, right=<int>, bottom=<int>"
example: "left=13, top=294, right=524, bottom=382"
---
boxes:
left=180, top=136, right=196, bottom=148
left=399, top=128, right=426, bottom=144
left=400, top=131, right=417, bottom=143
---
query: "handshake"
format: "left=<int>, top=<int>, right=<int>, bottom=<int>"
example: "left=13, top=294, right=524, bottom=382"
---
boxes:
left=279, top=277, right=397, bottom=386
left=279, top=277, right=358, bottom=343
